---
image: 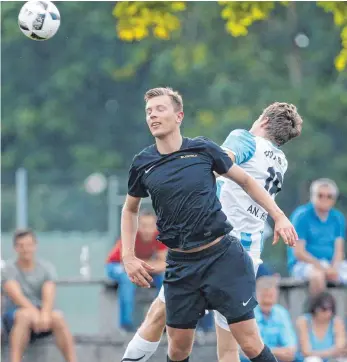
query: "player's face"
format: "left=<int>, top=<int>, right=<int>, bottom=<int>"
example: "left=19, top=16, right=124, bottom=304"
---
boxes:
left=138, top=215, right=157, bottom=242
left=145, top=95, right=183, bottom=138
left=313, top=186, right=336, bottom=212
left=15, top=235, right=37, bottom=262
left=257, top=287, right=278, bottom=315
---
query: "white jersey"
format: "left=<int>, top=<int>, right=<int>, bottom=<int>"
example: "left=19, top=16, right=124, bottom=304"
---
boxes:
left=218, top=129, right=288, bottom=260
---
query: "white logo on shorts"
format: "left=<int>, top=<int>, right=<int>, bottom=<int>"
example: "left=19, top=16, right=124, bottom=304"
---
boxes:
left=242, top=297, right=252, bottom=306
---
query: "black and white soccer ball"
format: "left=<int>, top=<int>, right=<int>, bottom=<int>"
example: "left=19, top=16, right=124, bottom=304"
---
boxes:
left=18, top=0, right=60, bottom=41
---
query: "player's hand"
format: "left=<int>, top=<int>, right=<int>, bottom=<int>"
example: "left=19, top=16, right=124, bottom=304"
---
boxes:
left=273, top=214, right=298, bottom=247
left=123, top=255, right=154, bottom=288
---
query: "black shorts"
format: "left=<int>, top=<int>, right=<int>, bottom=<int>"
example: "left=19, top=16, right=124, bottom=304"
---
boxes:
left=163, top=234, right=258, bottom=329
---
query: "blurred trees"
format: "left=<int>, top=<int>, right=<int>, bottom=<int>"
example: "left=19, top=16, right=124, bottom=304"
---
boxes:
left=114, top=1, right=347, bottom=71
left=2, top=1, right=347, bottom=232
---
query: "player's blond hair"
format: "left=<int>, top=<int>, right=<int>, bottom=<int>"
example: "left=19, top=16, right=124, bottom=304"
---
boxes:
left=144, top=87, right=183, bottom=112
left=261, top=102, right=302, bottom=146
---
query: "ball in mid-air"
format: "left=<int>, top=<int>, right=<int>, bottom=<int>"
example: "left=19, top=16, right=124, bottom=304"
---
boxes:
left=18, top=0, right=60, bottom=41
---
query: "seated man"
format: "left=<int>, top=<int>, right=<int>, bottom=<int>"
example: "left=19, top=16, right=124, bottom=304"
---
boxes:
left=288, top=178, right=347, bottom=295
left=105, top=209, right=167, bottom=332
left=240, top=276, right=297, bottom=362
left=2, top=229, right=76, bottom=362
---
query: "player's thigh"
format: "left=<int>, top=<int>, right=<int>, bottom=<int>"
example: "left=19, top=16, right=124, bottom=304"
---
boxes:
left=203, top=236, right=257, bottom=323
left=228, top=317, right=263, bottom=352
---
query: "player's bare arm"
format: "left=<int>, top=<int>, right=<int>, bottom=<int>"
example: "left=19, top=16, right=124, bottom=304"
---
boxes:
left=222, top=164, right=298, bottom=246
left=121, top=194, right=154, bottom=288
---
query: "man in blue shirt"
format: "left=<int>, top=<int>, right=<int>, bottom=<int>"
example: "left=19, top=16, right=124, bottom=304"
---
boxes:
left=240, top=276, right=297, bottom=362
left=288, top=178, right=347, bottom=295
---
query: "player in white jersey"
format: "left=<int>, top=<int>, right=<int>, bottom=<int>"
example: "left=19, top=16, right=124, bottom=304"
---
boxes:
left=120, top=102, right=303, bottom=362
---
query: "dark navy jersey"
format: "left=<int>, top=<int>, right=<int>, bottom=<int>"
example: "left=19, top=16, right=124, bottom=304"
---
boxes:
left=128, top=136, right=234, bottom=250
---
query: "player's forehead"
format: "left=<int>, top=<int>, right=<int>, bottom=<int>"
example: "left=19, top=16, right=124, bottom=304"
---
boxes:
left=145, top=95, right=172, bottom=110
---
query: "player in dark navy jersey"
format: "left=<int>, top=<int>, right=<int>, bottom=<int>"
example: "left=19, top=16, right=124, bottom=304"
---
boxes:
left=121, top=87, right=297, bottom=362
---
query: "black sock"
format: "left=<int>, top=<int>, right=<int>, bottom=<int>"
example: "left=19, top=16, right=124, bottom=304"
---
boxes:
left=167, top=356, right=189, bottom=362
left=250, top=345, right=278, bottom=362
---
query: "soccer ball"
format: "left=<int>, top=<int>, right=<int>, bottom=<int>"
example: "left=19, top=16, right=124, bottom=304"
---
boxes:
left=18, top=0, right=60, bottom=41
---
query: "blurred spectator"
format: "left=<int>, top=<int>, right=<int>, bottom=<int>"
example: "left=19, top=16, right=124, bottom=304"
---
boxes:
left=288, top=179, right=347, bottom=295
left=256, top=262, right=276, bottom=279
left=296, top=292, right=346, bottom=362
left=105, top=209, right=167, bottom=332
left=240, top=276, right=297, bottom=362
left=2, top=229, right=76, bottom=362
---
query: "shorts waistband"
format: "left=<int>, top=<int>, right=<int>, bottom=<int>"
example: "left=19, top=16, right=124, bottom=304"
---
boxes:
left=167, top=234, right=237, bottom=261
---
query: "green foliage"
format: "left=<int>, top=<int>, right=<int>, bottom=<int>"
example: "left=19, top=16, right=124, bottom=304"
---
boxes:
left=2, top=2, right=347, bottom=233
left=113, top=1, right=347, bottom=72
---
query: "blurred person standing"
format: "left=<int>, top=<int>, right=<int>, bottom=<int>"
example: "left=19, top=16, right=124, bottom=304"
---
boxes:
left=296, top=292, right=346, bottom=362
left=105, top=209, right=167, bottom=332
left=2, top=229, right=76, bottom=362
left=240, top=276, right=297, bottom=362
left=288, top=179, right=347, bottom=295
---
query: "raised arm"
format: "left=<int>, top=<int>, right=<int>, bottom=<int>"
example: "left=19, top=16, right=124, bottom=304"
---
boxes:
left=222, top=164, right=297, bottom=246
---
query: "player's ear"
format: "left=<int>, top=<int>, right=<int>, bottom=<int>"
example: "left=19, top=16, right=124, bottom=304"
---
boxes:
left=176, top=111, right=184, bottom=125
left=260, top=116, right=269, bottom=128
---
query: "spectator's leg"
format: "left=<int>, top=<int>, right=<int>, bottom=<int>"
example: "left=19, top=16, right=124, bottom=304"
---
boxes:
left=337, top=260, right=347, bottom=284
left=51, top=311, right=77, bottom=362
left=309, top=268, right=326, bottom=295
left=106, top=262, right=136, bottom=329
left=292, top=262, right=326, bottom=296
left=8, top=309, right=32, bottom=362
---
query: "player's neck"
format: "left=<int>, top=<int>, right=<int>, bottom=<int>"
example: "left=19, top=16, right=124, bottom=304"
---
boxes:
left=155, top=131, right=183, bottom=155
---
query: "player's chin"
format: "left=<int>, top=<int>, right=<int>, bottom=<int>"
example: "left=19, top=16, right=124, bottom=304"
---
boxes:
left=151, top=129, right=167, bottom=138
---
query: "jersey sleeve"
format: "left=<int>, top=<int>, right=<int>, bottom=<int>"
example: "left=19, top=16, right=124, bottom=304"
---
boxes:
left=1, top=264, right=16, bottom=284
left=290, top=208, right=308, bottom=242
left=202, top=137, right=233, bottom=174
left=44, top=262, right=57, bottom=282
left=221, top=129, right=256, bottom=165
left=127, top=157, right=149, bottom=198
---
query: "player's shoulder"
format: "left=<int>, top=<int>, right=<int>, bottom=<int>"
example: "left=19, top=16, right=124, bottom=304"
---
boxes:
left=229, top=128, right=254, bottom=138
left=187, top=136, right=219, bottom=150
left=224, top=128, right=256, bottom=145
left=131, top=144, right=157, bottom=168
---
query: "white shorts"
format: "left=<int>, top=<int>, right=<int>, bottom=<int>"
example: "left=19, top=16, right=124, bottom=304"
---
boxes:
left=292, top=260, right=347, bottom=284
left=158, top=251, right=262, bottom=331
